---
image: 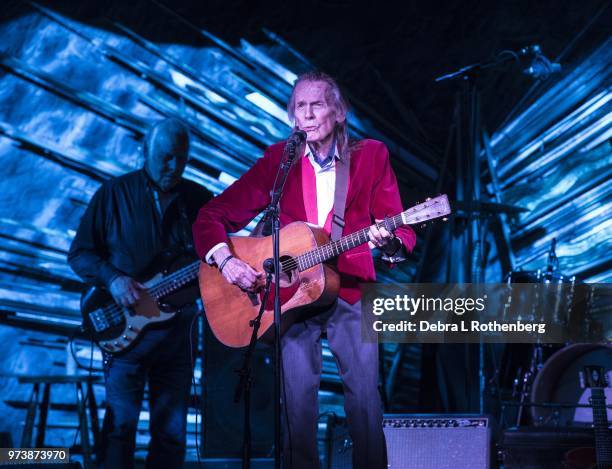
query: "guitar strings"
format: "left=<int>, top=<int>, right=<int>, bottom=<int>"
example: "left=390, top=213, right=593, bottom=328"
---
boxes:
left=96, top=262, right=200, bottom=325
left=282, top=205, right=438, bottom=271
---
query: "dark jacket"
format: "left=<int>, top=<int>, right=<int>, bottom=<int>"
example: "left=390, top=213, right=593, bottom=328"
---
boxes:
left=68, top=169, right=213, bottom=287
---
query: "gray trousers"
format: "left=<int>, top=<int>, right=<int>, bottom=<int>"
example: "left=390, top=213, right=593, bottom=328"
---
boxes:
left=281, top=298, right=387, bottom=469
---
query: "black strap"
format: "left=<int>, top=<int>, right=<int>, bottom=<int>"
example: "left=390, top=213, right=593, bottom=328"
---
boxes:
left=331, top=153, right=350, bottom=241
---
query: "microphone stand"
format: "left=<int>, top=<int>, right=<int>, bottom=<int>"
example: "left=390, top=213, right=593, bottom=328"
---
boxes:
left=235, top=272, right=272, bottom=469
left=268, top=140, right=299, bottom=469
left=234, top=138, right=300, bottom=469
left=434, top=44, right=555, bottom=83
left=435, top=47, right=540, bottom=416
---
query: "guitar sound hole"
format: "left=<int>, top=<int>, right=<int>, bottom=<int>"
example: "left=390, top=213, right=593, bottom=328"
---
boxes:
left=263, top=256, right=297, bottom=286
left=278, top=270, right=293, bottom=287
left=279, top=255, right=297, bottom=286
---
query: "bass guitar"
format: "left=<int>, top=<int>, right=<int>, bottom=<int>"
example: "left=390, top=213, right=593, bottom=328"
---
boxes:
left=81, top=254, right=200, bottom=354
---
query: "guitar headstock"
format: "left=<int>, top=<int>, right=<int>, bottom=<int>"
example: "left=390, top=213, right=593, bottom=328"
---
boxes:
left=402, top=194, right=451, bottom=225
left=580, top=365, right=609, bottom=389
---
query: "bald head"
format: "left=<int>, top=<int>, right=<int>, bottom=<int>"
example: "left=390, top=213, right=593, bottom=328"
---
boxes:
left=143, top=118, right=190, bottom=192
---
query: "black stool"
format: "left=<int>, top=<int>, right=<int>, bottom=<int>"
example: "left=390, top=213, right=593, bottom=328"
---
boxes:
left=18, top=375, right=101, bottom=468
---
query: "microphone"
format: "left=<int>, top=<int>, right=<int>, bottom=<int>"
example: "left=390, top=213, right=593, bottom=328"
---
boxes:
left=286, top=129, right=307, bottom=147
left=520, top=45, right=561, bottom=80
left=263, top=258, right=274, bottom=274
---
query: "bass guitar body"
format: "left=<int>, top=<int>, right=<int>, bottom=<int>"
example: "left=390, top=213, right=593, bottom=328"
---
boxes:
left=81, top=254, right=200, bottom=354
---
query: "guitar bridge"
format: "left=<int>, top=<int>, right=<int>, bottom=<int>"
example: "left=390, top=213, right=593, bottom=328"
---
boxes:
left=90, top=307, right=124, bottom=332
left=90, top=309, right=111, bottom=333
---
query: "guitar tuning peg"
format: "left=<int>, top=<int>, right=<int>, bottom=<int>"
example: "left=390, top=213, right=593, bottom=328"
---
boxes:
left=421, top=223, right=427, bottom=228
left=442, top=217, right=448, bottom=222
left=426, top=197, right=431, bottom=201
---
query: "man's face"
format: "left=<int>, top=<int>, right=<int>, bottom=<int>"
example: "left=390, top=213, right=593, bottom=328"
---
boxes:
left=293, top=80, right=341, bottom=146
left=144, top=132, right=188, bottom=192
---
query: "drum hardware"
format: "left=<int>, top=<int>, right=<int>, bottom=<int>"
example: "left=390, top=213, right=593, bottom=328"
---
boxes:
left=544, top=238, right=559, bottom=282
left=487, top=239, right=609, bottom=447
left=501, top=399, right=612, bottom=429
left=531, top=344, right=612, bottom=427
left=498, top=238, right=598, bottom=426
left=494, top=240, right=607, bottom=429
left=502, top=401, right=612, bottom=409
left=514, top=343, right=546, bottom=426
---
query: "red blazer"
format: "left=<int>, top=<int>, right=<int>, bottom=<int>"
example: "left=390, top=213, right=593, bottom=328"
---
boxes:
left=193, top=139, right=416, bottom=304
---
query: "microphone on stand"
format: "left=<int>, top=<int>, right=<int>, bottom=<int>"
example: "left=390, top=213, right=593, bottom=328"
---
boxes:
left=286, top=129, right=307, bottom=148
left=270, top=129, right=306, bottom=210
left=520, top=45, right=561, bottom=80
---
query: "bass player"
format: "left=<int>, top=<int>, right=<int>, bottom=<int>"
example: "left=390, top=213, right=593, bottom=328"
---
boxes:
left=68, top=118, right=212, bottom=469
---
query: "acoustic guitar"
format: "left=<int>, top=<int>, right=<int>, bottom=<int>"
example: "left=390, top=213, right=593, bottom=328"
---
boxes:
left=199, top=194, right=451, bottom=347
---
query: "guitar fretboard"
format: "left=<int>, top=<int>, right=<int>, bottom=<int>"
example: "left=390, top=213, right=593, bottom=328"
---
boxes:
left=295, top=214, right=404, bottom=271
left=95, top=260, right=200, bottom=330
left=590, top=389, right=612, bottom=465
left=282, top=195, right=449, bottom=273
left=148, top=261, right=200, bottom=298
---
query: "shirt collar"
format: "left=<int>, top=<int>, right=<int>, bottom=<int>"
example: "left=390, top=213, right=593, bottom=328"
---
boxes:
left=141, top=168, right=181, bottom=199
left=304, top=143, right=339, bottom=170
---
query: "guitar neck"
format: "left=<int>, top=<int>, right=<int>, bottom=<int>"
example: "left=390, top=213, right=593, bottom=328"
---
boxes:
left=591, top=389, right=609, bottom=427
left=590, top=389, right=612, bottom=465
left=147, top=260, right=201, bottom=298
left=296, top=214, right=404, bottom=271
left=294, top=195, right=450, bottom=272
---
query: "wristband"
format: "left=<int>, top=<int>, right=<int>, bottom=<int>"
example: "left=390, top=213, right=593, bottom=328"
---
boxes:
left=218, top=255, right=234, bottom=273
left=383, top=237, right=401, bottom=257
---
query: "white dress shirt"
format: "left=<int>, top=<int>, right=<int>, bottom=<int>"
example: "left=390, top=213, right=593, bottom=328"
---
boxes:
left=205, top=144, right=338, bottom=263
left=304, top=143, right=339, bottom=227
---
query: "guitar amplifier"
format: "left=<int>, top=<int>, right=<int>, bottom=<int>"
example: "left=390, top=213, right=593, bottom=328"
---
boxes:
left=326, top=414, right=491, bottom=469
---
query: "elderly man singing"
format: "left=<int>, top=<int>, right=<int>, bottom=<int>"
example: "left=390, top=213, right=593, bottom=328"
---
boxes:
left=193, top=71, right=416, bottom=469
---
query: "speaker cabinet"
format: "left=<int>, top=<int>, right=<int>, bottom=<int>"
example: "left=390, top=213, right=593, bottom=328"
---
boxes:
left=500, top=427, right=595, bottom=468
left=327, top=414, right=491, bottom=469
